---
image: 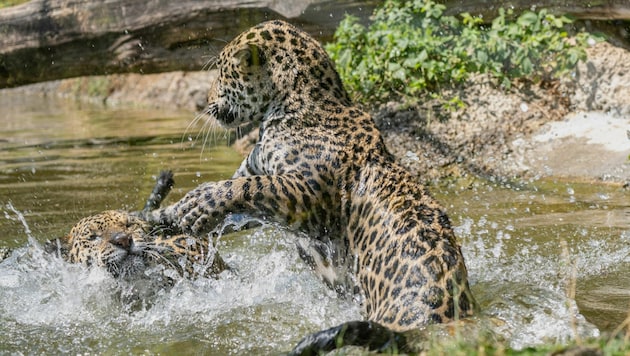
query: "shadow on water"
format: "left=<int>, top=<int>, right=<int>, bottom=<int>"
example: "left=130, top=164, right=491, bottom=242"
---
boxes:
left=0, top=93, right=629, bottom=353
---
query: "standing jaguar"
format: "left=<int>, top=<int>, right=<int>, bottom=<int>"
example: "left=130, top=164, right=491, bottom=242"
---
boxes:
left=143, top=20, right=476, bottom=354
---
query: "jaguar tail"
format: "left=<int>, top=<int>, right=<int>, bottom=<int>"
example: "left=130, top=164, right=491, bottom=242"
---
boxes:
left=288, top=320, right=410, bottom=356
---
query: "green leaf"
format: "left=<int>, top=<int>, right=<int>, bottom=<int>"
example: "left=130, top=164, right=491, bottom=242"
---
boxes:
left=521, top=57, right=533, bottom=74
left=325, top=0, right=593, bottom=106
left=476, top=50, right=488, bottom=64
left=517, top=12, right=539, bottom=27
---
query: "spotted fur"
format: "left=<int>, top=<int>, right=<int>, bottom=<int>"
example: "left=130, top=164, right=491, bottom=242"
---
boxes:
left=49, top=210, right=226, bottom=279
left=145, top=20, right=476, bottom=352
left=47, top=171, right=227, bottom=279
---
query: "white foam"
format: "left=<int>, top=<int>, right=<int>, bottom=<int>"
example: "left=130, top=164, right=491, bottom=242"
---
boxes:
left=0, top=226, right=361, bottom=354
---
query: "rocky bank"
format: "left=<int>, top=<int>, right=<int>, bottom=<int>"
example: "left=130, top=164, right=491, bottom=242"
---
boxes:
left=376, top=41, right=630, bottom=184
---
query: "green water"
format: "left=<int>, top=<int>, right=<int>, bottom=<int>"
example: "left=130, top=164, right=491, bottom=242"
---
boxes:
left=0, top=93, right=242, bottom=242
left=0, top=92, right=628, bottom=354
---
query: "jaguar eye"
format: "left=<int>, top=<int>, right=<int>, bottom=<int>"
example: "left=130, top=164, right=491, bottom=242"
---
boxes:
left=88, top=234, right=100, bottom=241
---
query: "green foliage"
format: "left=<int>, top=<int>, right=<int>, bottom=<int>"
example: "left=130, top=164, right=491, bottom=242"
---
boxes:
left=325, top=0, right=599, bottom=106
left=0, top=0, right=29, bottom=9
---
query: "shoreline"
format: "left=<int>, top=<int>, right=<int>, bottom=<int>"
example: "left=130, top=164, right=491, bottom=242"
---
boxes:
left=3, top=41, right=629, bottom=185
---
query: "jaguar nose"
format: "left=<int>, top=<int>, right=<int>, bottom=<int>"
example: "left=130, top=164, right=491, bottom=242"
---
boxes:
left=217, top=106, right=237, bottom=125
left=110, top=232, right=132, bottom=250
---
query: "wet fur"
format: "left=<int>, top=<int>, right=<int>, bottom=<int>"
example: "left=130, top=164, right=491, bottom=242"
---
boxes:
left=144, top=20, right=476, bottom=354
left=46, top=171, right=228, bottom=279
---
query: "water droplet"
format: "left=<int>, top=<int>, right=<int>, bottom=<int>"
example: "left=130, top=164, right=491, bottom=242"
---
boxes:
left=520, top=103, right=528, bottom=112
left=404, top=151, right=419, bottom=162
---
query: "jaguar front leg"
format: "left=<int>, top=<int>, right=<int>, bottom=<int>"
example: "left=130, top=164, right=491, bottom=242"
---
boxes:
left=144, top=173, right=323, bottom=236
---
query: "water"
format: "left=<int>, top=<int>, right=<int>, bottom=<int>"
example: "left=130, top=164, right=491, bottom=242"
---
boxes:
left=1, top=93, right=629, bottom=353
left=443, top=180, right=630, bottom=347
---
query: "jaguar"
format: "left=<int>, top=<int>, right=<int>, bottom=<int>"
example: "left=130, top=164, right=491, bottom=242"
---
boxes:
left=45, top=171, right=228, bottom=280
left=143, top=20, right=476, bottom=354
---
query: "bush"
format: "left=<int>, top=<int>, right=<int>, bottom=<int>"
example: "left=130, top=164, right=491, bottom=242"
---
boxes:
left=325, top=0, right=599, bottom=107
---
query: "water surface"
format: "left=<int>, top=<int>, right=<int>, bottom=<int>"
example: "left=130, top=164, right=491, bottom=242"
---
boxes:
left=0, top=93, right=628, bottom=353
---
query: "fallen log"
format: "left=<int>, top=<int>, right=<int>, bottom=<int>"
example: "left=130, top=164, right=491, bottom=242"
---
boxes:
left=0, top=0, right=377, bottom=88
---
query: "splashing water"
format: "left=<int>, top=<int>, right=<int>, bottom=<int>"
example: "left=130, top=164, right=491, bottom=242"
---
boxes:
left=448, top=177, right=630, bottom=349
left=3, top=189, right=625, bottom=353
left=0, top=208, right=362, bottom=354
left=458, top=217, right=602, bottom=349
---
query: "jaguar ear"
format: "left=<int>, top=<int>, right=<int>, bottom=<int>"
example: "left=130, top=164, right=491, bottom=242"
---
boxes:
left=235, top=44, right=266, bottom=68
left=44, top=236, right=69, bottom=260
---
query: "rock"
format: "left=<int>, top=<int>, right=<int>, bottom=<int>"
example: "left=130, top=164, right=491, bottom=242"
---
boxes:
left=510, top=42, right=630, bottom=182
left=4, top=70, right=218, bottom=112
left=517, top=112, right=630, bottom=181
